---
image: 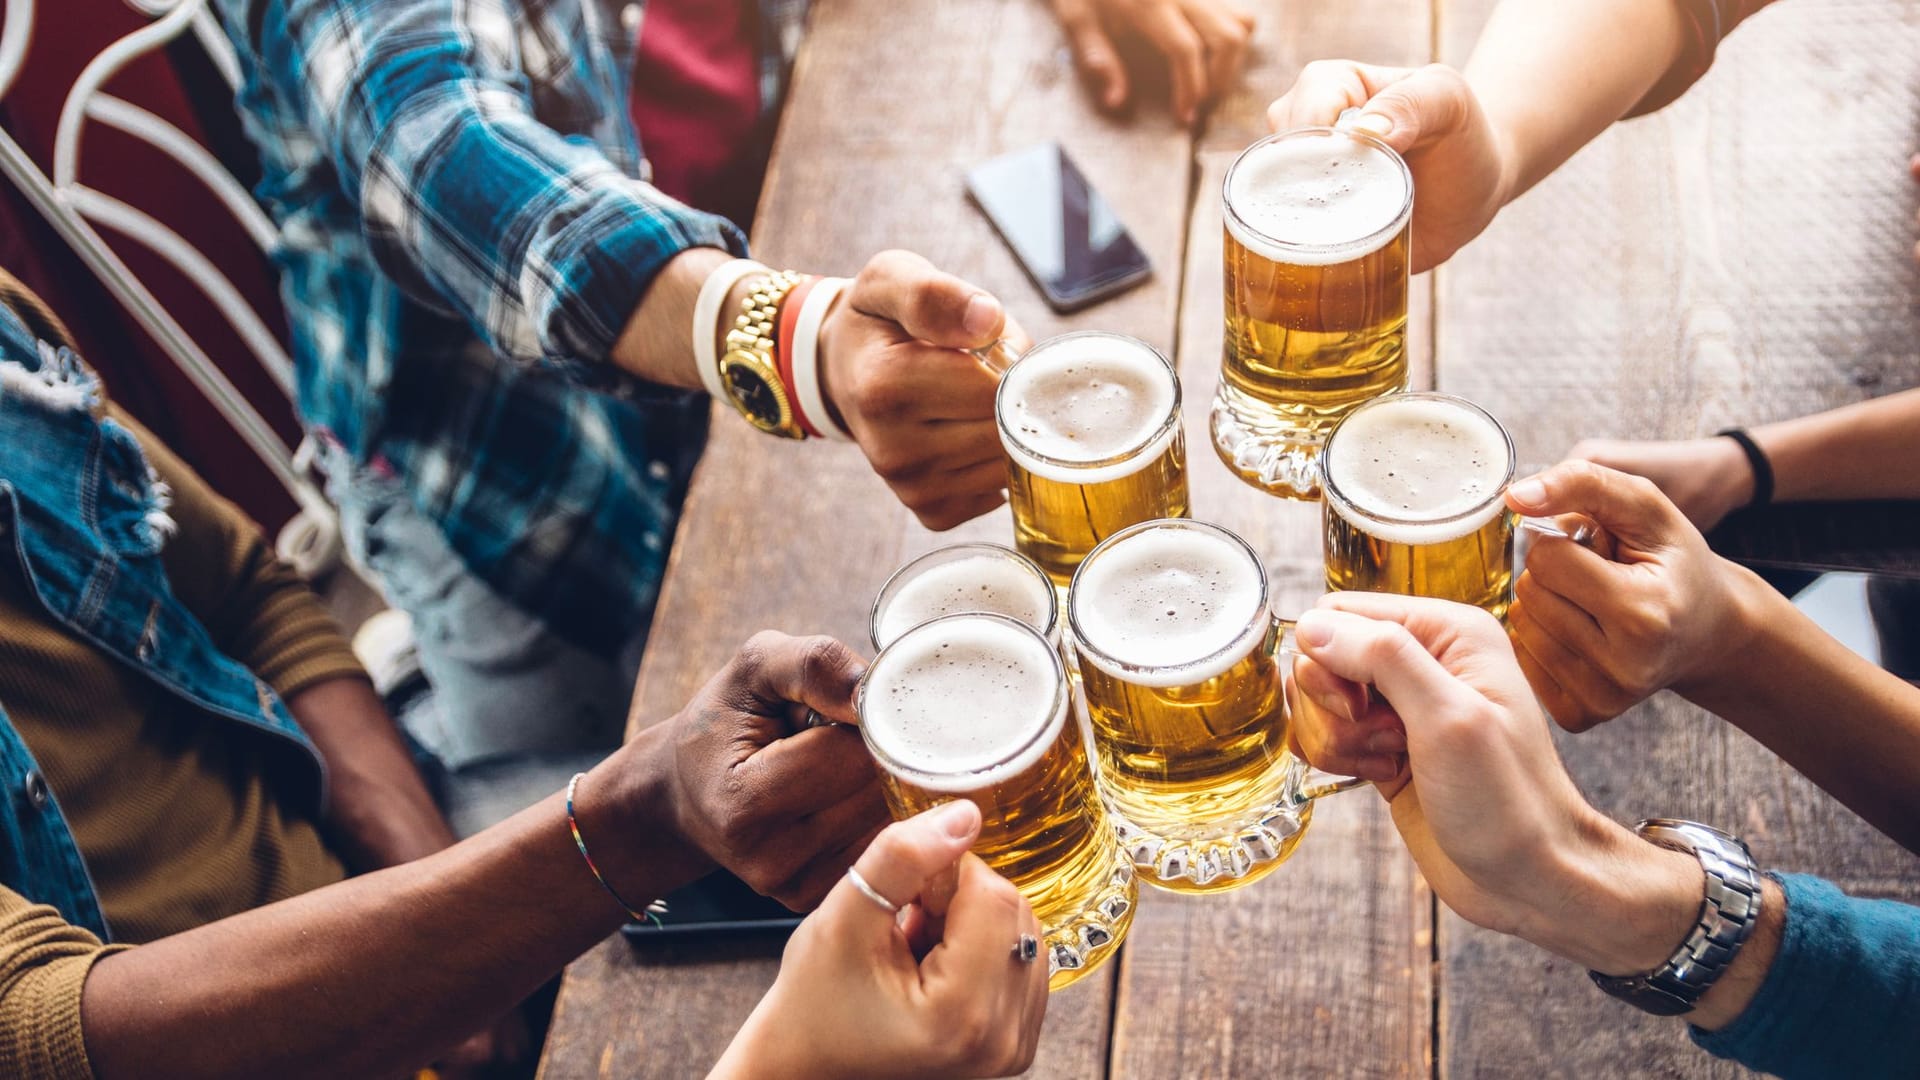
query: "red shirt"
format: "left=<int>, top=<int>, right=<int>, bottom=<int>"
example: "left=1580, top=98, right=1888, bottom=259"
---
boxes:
left=629, top=0, right=767, bottom=228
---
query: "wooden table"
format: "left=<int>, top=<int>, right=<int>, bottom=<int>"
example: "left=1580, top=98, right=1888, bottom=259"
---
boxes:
left=539, top=1, right=1920, bottom=1075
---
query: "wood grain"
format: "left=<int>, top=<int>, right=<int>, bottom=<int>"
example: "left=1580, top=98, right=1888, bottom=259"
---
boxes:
left=541, top=0, right=1194, bottom=1074
left=1433, top=1, right=1920, bottom=1076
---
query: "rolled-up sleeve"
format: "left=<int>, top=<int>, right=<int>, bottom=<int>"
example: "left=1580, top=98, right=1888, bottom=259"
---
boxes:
left=249, top=0, right=747, bottom=367
left=0, top=887, right=131, bottom=1080
left=1691, top=873, right=1920, bottom=1078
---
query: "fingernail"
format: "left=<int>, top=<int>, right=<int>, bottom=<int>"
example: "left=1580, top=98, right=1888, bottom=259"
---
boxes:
left=1509, top=478, right=1547, bottom=509
left=1353, top=112, right=1393, bottom=137
left=1357, top=756, right=1399, bottom=781
left=1296, top=611, right=1334, bottom=648
left=1309, top=688, right=1355, bottom=724
left=1366, top=728, right=1408, bottom=753
left=962, top=294, right=1000, bottom=339
left=931, top=798, right=979, bottom=840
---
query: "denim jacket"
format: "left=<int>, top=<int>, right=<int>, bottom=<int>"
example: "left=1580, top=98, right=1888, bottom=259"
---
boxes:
left=0, top=304, right=325, bottom=940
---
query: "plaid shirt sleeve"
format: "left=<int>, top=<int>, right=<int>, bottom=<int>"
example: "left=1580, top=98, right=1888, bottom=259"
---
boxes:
left=251, top=0, right=748, bottom=369
left=1627, top=0, right=1780, bottom=117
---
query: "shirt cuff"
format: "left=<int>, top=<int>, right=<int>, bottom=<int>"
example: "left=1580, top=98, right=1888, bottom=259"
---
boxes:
left=533, top=181, right=749, bottom=377
left=1690, top=872, right=1920, bottom=1075
left=1, top=943, right=133, bottom=1080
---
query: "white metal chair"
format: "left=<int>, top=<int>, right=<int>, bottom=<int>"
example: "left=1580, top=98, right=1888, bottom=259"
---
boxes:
left=0, top=0, right=342, bottom=578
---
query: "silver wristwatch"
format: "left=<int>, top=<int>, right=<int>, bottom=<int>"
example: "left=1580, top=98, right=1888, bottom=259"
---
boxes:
left=1588, top=819, right=1763, bottom=1017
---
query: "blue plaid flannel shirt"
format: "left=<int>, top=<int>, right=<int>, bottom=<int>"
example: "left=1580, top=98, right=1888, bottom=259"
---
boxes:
left=216, top=0, right=804, bottom=653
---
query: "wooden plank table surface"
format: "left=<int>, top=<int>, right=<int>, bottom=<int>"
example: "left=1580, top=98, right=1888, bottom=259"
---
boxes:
left=539, top=1, right=1920, bottom=1076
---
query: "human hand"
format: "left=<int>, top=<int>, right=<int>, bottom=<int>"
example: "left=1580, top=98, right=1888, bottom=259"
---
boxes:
left=818, top=251, right=1029, bottom=531
left=602, top=632, right=889, bottom=911
left=1288, top=592, right=1701, bottom=976
left=1563, top=435, right=1754, bottom=533
left=1265, top=61, right=1510, bottom=273
left=711, top=801, right=1049, bottom=1080
left=1505, top=461, right=1762, bottom=732
left=1050, top=0, right=1255, bottom=125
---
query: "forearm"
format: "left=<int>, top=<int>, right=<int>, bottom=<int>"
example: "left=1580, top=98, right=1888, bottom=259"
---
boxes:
left=608, top=246, right=743, bottom=390
left=1466, top=0, right=1688, bottom=204
left=1750, top=388, right=1920, bottom=503
left=1681, top=564, right=1920, bottom=855
left=286, top=678, right=453, bottom=870
left=80, top=740, right=707, bottom=1080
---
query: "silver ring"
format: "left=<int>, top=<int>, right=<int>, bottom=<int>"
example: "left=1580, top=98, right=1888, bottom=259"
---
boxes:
left=1012, top=934, right=1039, bottom=963
left=803, top=709, right=834, bottom=729
left=844, top=866, right=899, bottom=914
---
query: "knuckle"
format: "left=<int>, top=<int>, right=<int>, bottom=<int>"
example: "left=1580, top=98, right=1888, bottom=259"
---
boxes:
left=796, top=635, right=849, bottom=690
left=734, top=631, right=785, bottom=677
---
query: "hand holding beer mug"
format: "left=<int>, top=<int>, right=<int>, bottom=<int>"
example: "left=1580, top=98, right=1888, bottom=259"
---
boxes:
left=998, top=332, right=1191, bottom=587
left=1070, top=519, right=1358, bottom=892
left=1213, top=127, right=1414, bottom=497
left=858, top=613, right=1137, bottom=988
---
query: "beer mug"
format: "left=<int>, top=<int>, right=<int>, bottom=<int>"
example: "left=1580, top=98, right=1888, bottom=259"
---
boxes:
left=1211, top=126, right=1414, bottom=499
left=1069, top=518, right=1359, bottom=893
left=858, top=612, right=1137, bottom=989
left=997, top=331, right=1190, bottom=588
left=868, top=543, right=1058, bottom=651
left=1320, top=392, right=1519, bottom=620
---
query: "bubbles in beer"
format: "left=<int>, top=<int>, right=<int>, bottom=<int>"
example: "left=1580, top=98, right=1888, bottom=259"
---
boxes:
left=1225, top=131, right=1411, bottom=263
left=1324, top=396, right=1512, bottom=544
left=862, top=615, right=1066, bottom=790
left=875, top=552, right=1053, bottom=648
left=1072, top=525, right=1266, bottom=685
left=999, top=334, right=1178, bottom=483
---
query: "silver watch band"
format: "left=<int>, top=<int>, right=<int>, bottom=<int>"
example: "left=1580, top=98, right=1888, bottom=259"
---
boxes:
left=1588, top=819, right=1764, bottom=1017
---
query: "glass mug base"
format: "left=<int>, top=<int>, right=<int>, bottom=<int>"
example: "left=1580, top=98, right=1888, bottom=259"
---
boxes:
left=1107, top=757, right=1315, bottom=894
left=1208, top=391, right=1328, bottom=500
left=1039, top=854, right=1138, bottom=990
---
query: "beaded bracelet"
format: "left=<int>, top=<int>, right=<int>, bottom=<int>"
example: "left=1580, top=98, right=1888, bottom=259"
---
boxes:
left=566, top=772, right=667, bottom=927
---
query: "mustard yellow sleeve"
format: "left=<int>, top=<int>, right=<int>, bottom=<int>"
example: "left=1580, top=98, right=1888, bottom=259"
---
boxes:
left=110, top=406, right=368, bottom=702
left=0, top=886, right=131, bottom=1080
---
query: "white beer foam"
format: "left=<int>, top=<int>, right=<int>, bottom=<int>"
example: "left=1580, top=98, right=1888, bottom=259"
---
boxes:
left=863, top=615, right=1067, bottom=793
left=1071, top=526, right=1268, bottom=687
left=997, top=334, right=1178, bottom=485
left=1225, top=131, right=1410, bottom=266
left=875, top=553, right=1053, bottom=648
left=1325, top=396, right=1511, bottom=545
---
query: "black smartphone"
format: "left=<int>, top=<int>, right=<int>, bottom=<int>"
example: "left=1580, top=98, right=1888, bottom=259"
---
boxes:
left=966, top=142, right=1153, bottom=312
left=619, top=870, right=803, bottom=940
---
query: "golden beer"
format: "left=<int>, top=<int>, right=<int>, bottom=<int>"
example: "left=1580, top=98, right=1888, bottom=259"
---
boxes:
left=858, top=613, right=1135, bottom=989
left=869, top=543, right=1057, bottom=651
left=1069, top=519, right=1313, bottom=893
left=1212, top=127, right=1414, bottom=498
left=998, top=332, right=1190, bottom=587
left=1321, top=393, right=1517, bottom=619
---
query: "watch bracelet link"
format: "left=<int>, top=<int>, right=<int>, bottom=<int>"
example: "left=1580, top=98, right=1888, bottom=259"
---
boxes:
left=1588, top=819, right=1764, bottom=1016
left=720, top=270, right=807, bottom=438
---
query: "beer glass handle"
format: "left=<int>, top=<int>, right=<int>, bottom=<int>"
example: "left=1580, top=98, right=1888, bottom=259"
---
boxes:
left=1517, top=516, right=1596, bottom=546
left=1273, top=617, right=1372, bottom=804
left=970, top=338, right=1022, bottom=376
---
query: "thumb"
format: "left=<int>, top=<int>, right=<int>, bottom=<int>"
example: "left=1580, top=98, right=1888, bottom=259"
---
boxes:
left=830, top=799, right=981, bottom=928
left=1055, top=0, right=1130, bottom=109
left=1505, top=459, right=1690, bottom=550
left=1294, top=607, right=1481, bottom=734
left=1343, top=63, right=1473, bottom=159
left=850, top=250, right=1007, bottom=350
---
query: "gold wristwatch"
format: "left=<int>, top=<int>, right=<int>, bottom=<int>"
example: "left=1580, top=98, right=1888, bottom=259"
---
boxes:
left=718, top=270, right=805, bottom=438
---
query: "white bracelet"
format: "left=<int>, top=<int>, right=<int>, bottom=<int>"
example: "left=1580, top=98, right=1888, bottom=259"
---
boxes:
left=692, top=258, right=771, bottom=401
left=791, top=277, right=854, bottom=441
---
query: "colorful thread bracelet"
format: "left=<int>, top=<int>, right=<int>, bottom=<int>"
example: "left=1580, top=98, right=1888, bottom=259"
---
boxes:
left=566, top=772, right=667, bottom=927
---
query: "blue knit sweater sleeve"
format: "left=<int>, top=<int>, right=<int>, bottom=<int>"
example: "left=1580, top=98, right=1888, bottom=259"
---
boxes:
left=1691, top=872, right=1920, bottom=1078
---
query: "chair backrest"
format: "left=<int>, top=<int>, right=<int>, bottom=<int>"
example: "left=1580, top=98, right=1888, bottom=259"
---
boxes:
left=0, top=0, right=340, bottom=578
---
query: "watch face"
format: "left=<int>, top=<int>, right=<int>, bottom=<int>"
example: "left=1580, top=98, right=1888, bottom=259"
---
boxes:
left=720, top=354, right=790, bottom=433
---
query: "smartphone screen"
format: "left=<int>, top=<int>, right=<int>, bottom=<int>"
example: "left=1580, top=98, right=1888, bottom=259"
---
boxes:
left=967, top=142, right=1152, bottom=312
left=620, top=870, right=803, bottom=940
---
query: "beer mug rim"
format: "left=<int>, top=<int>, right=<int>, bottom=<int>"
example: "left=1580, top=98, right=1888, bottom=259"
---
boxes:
left=855, top=612, right=1071, bottom=792
left=1319, top=391, right=1518, bottom=532
left=1066, top=517, right=1272, bottom=683
left=867, top=542, right=1060, bottom=652
left=994, top=331, right=1183, bottom=474
left=1222, top=126, right=1415, bottom=263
